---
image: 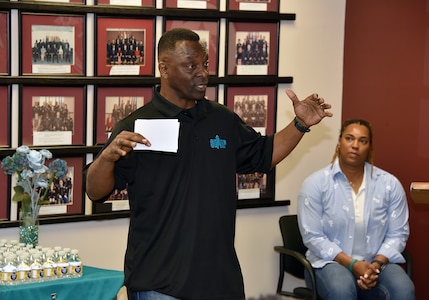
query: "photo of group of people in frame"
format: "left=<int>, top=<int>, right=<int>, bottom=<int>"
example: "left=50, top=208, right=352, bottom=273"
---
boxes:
left=38, top=156, right=84, bottom=217
left=235, top=31, right=270, bottom=75
left=21, top=14, right=84, bottom=75
left=104, top=96, right=144, bottom=134
left=42, top=166, right=74, bottom=207
left=105, top=184, right=130, bottom=212
left=31, top=96, right=75, bottom=146
left=95, top=87, right=153, bottom=144
left=106, top=29, right=146, bottom=66
left=97, top=17, right=154, bottom=76
left=227, top=21, right=277, bottom=76
left=31, top=25, right=75, bottom=74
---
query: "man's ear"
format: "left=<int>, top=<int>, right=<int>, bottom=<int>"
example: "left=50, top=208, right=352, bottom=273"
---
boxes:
left=159, top=61, right=168, bottom=79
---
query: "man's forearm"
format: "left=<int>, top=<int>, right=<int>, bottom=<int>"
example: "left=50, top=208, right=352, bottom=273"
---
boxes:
left=271, top=120, right=305, bottom=167
left=86, top=155, right=116, bottom=201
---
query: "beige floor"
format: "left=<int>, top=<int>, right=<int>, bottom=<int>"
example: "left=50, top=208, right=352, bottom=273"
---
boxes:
left=116, top=286, right=127, bottom=300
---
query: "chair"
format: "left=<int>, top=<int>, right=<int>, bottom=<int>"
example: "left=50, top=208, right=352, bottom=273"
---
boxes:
left=401, top=248, right=413, bottom=279
left=274, top=215, right=413, bottom=300
left=274, top=215, right=316, bottom=300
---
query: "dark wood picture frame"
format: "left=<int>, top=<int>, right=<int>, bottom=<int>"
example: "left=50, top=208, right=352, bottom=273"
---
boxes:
left=20, top=86, right=86, bottom=147
left=227, top=21, right=278, bottom=76
left=96, top=0, right=154, bottom=6
left=20, top=13, right=85, bottom=75
left=227, top=0, right=279, bottom=12
left=225, top=85, right=277, bottom=202
left=164, top=0, right=218, bottom=9
left=96, top=16, right=155, bottom=76
left=95, top=86, right=153, bottom=145
left=0, top=11, right=9, bottom=75
left=165, top=19, right=219, bottom=76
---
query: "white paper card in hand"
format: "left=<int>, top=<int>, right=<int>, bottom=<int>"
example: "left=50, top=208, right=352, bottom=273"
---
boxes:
left=134, top=119, right=180, bottom=153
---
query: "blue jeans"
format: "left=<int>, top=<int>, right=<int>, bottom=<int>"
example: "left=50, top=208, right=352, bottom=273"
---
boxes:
left=129, top=290, right=181, bottom=300
left=306, top=263, right=415, bottom=300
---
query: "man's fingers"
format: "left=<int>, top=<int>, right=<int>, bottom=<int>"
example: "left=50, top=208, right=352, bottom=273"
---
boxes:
left=285, top=89, right=298, bottom=104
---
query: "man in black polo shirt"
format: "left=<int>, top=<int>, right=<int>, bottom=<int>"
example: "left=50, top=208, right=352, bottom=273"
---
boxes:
left=85, top=28, right=332, bottom=300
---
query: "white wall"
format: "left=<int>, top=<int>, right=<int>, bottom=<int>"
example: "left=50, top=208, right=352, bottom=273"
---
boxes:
left=0, top=0, right=346, bottom=298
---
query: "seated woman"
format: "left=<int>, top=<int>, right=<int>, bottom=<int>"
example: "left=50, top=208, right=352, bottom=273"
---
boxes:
left=298, top=119, right=415, bottom=300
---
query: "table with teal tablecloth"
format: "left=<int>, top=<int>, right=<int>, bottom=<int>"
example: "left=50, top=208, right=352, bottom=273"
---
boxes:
left=0, top=265, right=124, bottom=300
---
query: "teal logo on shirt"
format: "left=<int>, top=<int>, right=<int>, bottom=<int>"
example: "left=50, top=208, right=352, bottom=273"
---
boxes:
left=210, top=135, right=227, bottom=149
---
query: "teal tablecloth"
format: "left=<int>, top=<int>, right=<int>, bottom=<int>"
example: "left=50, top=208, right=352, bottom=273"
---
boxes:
left=0, top=266, right=124, bottom=300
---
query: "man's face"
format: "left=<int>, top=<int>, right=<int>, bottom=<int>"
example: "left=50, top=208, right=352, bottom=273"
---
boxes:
left=159, top=40, right=209, bottom=106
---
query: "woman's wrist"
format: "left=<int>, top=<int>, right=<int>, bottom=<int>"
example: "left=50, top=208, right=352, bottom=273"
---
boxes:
left=371, top=259, right=386, bottom=271
left=348, top=259, right=358, bottom=272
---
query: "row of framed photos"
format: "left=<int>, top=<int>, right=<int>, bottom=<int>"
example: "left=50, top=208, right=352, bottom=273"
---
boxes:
left=0, top=154, right=277, bottom=222
left=0, top=83, right=279, bottom=222
left=0, top=84, right=277, bottom=147
left=0, top=12, right=279, bottom=77
left=15, top=0, right=281, bottom=12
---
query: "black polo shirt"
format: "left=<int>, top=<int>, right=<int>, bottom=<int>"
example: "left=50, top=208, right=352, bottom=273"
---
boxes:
left=94, top=87, right=274, bottom=299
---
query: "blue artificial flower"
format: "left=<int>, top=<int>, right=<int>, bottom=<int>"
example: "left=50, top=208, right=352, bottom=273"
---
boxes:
left=39, top=149, right=53, bottom=160
left=12, top=152, right=28, bottom=171
left=27, top=150, right=46, bottom=173
left=36, top=179, right=49, bottom=189
left=49, top=159, right=69, bottom=179
left=16, top=145, right=30, bottom=154
left=20, top=169, right=34, bottom=180
left=1, top=146, right=68, bottom=218
left=1, top=156, right=18, bottom=175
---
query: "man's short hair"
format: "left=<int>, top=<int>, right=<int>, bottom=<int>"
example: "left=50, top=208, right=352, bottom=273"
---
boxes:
left=158, top=28, right=200, bottom=56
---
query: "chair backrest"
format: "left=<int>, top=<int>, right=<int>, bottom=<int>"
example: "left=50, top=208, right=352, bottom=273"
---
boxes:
left=279, top=215, right=308, bottom=278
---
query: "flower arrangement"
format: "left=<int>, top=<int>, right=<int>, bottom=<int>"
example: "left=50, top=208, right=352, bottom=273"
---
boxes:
left=1, top=146, right=68, bottom=228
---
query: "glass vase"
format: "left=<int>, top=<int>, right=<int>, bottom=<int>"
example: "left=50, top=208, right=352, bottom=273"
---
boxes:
left=19, top=210, right=39, bottom=247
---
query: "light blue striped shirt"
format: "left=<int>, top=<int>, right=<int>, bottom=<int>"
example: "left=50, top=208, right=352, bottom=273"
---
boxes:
left=297, top=159, right=409, bottom=268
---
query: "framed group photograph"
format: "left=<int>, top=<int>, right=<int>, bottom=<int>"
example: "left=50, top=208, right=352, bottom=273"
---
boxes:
left=225, top=85, right=277, bottom=201
left=165, top=19, right=219, bottom=76
left=228, top=0, right=279, bottom=12
left=92, top=183, right=130, bottom=214
left=96, top=17, right=155, bottom=76
left=164, top=0, right=218, bottom=9
left=0, top=12, right=9, bottom=75
left=21, top=13, right=85, bottom=75
left=95, top=87, right=153, bottom=144
left=20, top=86, right=86, bottom=146
left=37, top=156, right=84, bottom=217
left=227, top=21, right=278, bottom=76
left=96, top=0, right=154, bottom=6
left=0, top=86, right=10, bottom=147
